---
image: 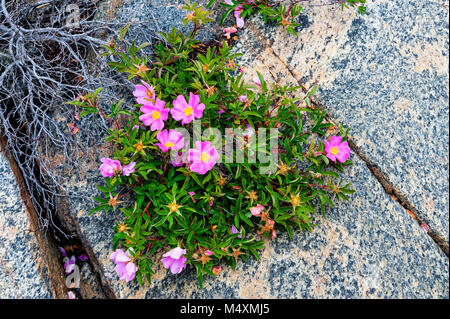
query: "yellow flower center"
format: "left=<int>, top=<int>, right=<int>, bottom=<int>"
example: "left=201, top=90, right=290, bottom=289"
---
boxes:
left=108, top=196, right=121, bottom=209
left=247, top=191, right=258, bottom=201
left=200, top=152, right=210, bottom=163
left=152, top=110, right=161, bottom=120
left=146, top=89, right=153, bottom=99
left=134, top=141, right=144, bottom=152
left=278, top=163, right=289, bottom=176
left=164, top=142, right=174, bottom=149
left=217, top=176, right=227, bottom=187
left=168, top=202, right=179, bottom=213
left=184, top=106, right=193, bottom=116
left=290, top=195, right=301, bottom=207
left=186, top=12, right=194, bottom=20
left=331, top=147, right=339, bottom=156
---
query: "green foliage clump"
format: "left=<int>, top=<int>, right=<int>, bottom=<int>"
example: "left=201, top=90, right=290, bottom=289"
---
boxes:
left=69, top=5, right=354, bottom=287
left=209, top=0, right=367, bottom=36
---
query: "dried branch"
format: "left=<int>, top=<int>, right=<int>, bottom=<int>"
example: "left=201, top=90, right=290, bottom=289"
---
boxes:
left=0, top=0, right=160, bottom=238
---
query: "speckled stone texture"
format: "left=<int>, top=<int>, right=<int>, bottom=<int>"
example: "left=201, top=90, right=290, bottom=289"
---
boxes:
left=49, top=0, right=449, bottom=298
left=0, top=151, right=54, bottom=298
left=231, top=0, right=449, bottom=242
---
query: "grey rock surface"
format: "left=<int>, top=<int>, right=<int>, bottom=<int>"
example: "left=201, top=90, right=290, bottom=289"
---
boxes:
left=232, top=0, right=449, bottom=242
left=51, top=0, right=449, bottom=298
left=0, top=151, right=54, bottom=298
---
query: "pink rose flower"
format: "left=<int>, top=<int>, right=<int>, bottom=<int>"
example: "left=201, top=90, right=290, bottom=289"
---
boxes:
left=171, top=93, right=205, bottom=124
left=110, top=249, right=138, bottom=283
left=223, top=26, right=238, bottom=39
left=234, top=4, right=244, bottom=28
left=123, top=162, right=136, bottom=176
left=155, top=129, right=184, bottom=153
left=99, top=158, right=122, bottom=177
left=188, top=141, right=220, bottom=175
left=250, top=204, right=264, bottom=216
left=161, top=247, right=187, bottom=275
left=139, top=98, right=170, bottom=131
left=238, top=95, right=248, bottom=102
left=324, top=136, right=351, bottom=163
left=133, top=80, right=156, bottom=105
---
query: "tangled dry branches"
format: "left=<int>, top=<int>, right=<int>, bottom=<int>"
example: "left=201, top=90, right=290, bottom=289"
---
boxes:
left=0, top=0, right=159, bottom=238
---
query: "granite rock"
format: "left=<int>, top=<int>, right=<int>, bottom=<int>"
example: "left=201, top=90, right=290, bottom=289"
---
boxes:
left=0, top=151, right=54, bottom=298
left=230, top=0, right=449, bottom=242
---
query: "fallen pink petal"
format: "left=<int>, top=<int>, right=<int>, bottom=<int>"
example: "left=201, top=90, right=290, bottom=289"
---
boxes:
left=64, top=256, right=76, bottom=274
left=223, top=26, right=238, bottom=39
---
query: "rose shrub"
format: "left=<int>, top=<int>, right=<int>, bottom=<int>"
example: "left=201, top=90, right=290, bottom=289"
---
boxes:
left=210, top=0, right=367, bottom=36
left=68, top=4, right=354, bottom=287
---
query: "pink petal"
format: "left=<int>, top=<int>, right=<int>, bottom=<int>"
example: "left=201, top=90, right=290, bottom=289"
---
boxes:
left=189, top=92, right=200, bottom=107
left=139, top=113, right=154, bottom=126
left=170, top=107, right=186, bottom=121
left=190, top=162, right=206, bottom=174
left=161, top=256, right=174, bottom=269
left=324, top=140, right=331, bottom=153
left=336, top=151, right=349, bottom=163
left=150, top=119, right=164, bottom=131
left=236, top=16, right=244, bottom=28
left=330, top=136, right=342, bottom=147
left=113, top=249, right=131, bottom=263
left=140, top=103, right=155, bottom=114
left=326, top=153, right=337, bottom=163
left=173, top=95, right=188, bottom=110
left=163, top=247, right=186, bottom=259
left=125, top=262, right=137, bottom=282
